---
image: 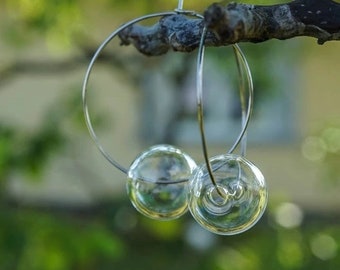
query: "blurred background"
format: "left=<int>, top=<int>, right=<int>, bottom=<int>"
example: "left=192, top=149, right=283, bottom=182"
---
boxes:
left=0, top=0, right=339, bottom=269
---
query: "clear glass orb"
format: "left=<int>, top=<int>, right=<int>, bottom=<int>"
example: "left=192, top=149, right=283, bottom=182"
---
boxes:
left=127, top=144, right=197, bottom=220
left=188, top=154, right=267, bottom=235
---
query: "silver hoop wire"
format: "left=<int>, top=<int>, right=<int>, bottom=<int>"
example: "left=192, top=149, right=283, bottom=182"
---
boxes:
left=196, top=27, right=254, bottom=190
left=233, top=45, right=253, bottom=156
left=82, top=10, right=253, bottom=187
left=82, top=11, right=204, bottom=176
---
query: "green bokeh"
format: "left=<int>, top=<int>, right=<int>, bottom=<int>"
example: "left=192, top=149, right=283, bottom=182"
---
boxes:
left=0, top=0, right=339, bottom=269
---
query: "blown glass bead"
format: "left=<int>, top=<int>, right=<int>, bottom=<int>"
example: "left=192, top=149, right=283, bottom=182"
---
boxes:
left=127, top=144, right=196, bottom=220
left=188, top=154, right=267, bottom=235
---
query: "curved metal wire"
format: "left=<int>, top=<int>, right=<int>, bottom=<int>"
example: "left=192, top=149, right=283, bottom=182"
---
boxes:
left=196, top=27, right=254, bottom=192
left=233, top=44, right=254, bottom=156
left=82, top=5, right=253, bottom=188
left=82, top=11, right=204, bottom=179
left=177, top=0, right=184, bottom=10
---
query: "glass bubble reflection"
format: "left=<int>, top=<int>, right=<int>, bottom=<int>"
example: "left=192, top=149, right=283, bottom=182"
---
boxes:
left=127, top=144, right=196, bottom=220
left=188, top=154, right=268, bottom=235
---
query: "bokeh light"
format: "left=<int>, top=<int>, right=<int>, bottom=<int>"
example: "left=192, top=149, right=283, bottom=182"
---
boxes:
left=310, top=233, right=338, bottom=261
left=301, top=136, right=327, bottom=162
left=274, top=202, right=304, bottom=229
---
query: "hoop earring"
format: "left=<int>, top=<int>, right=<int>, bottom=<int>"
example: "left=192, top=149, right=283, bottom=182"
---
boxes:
left=188, top=26, right=268, bottom=235
left=82, top=9, right=205, bottom=220
left=82, top=2, right=267, bottom=232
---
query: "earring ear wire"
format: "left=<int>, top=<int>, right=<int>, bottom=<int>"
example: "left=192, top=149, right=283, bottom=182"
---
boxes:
left=82, top=0, right=267, bottom=231
left=196, top=27, right=254, bottom=193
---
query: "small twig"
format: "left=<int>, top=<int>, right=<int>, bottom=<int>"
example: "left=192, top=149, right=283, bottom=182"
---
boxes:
left=118, top=0, right=340, bottom=56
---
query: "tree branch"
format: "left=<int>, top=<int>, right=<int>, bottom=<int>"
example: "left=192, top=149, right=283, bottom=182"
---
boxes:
left=118, top=0, right=340, bottom=56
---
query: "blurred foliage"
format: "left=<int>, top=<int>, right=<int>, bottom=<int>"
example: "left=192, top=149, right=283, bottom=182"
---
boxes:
left=0, top=91, right=120, bottom=270
left=0, top=118, right=64, bottom=181
left=0, top=206, right=124, bottom=270
left=0, top=91, right=338, bottom=269
left=0, top=87, right=106, bottom=183
left=2, top=198, right=340, bottom=270
left=4, top=0, right=85, bottom=50
left=0, top=0, right=339, bottom=269
left=302, top=123, right=340, bottom=185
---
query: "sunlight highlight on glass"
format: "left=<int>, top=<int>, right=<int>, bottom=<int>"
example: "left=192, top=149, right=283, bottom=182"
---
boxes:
left=127, top=144, right=196, bottom=220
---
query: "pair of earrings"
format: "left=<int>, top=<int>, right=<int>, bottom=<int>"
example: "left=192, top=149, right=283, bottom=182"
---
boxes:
left=126, top=146, right=267, bottom=235
left=82, top=2, right=268, bottom=235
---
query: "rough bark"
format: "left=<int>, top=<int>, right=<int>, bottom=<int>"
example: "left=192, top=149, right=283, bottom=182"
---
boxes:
left=118, top=0, right=340, bottom=56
